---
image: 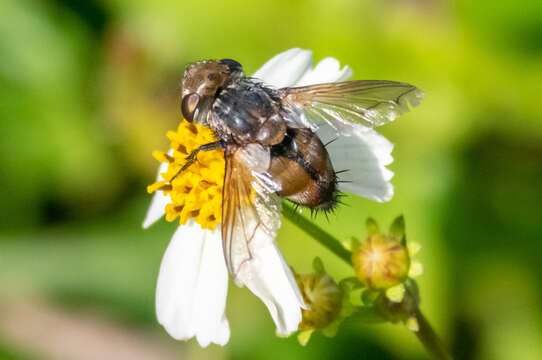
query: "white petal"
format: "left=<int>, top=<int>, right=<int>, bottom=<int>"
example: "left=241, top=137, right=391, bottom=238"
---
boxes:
left=252, top=48, right=313, bottom=88
left=318, top=123, right=394, bottom=202
left=142, top=149, right=174, bottom=229
left=237, top=243, right=305, bottom=336
left=156, top=221, right=230, bottom=346
left=295, top=57, right=353, bottom=86
left=193, top=228, right=230, bottom=347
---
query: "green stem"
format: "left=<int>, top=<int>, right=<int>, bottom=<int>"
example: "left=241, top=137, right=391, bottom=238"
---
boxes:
left=414, top=309, right=453, bottom=360
left=282, top=201, right=453, bottom=359
left=282, top=202, right=351, bottom=264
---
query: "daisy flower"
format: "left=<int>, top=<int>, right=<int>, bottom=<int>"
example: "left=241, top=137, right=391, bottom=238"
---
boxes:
left=143, top=48, right=398, bottom=346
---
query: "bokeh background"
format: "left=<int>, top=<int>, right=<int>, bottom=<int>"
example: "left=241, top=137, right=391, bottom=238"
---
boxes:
left=1, top=0, right=541, bottom=359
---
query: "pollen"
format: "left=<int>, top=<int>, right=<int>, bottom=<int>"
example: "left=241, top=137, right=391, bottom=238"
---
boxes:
left=147, top=120, right=225, bottom=230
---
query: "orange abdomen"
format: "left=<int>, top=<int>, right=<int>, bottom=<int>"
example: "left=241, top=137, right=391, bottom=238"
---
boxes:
left=268, top=129, right=338, bottom=210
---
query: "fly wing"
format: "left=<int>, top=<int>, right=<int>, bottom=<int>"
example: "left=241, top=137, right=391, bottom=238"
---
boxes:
left=280, top=80, right=424, bottom=129
left=221, top=144, right=282, bottom=284
left=280, top=80, right=423, bottom=203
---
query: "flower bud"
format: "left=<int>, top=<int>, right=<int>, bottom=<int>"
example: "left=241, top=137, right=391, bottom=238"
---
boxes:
left=296, top=260, right=342, bottom=332
left=352, top=233, right=410, bottom=290
left=375, top=279, right=420, bottom=323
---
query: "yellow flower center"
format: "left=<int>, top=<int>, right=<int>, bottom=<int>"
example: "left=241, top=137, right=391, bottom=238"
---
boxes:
left=351, top=234, right=410, bottom=289
left=147, top=120, right=225, bottom=230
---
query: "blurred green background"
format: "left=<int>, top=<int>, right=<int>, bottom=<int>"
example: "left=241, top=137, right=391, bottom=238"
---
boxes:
left=1, top=0, right=541, bottom=359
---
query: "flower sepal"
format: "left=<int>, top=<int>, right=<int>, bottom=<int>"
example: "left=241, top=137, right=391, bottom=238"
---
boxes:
left=375, top=278, right=420, bottom=325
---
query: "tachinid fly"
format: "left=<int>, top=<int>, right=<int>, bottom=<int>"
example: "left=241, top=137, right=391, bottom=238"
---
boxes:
left=177, top=57, right=423, bottom=279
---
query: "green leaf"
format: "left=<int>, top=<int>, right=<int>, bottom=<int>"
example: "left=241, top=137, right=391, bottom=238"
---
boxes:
left=366, top=218, right=380, bottom=236
left=361, top=289, right=380, bottom=305
left=345, top=236, right=361, bottom=251
left=312, top=256, right=325, bottom=274
left=340, top=277, right=363, bottom=292
left=389, top=215, right=406, bottom=245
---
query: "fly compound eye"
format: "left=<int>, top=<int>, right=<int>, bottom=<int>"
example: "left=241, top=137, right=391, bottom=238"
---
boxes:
left=181, top=93, right=200, bottom=122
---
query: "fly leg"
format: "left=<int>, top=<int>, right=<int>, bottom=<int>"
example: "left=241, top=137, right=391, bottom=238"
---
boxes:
left=169, top=141, right=223, bottom=183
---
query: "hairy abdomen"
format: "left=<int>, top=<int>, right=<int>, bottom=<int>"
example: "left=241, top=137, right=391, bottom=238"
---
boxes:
left=268, top=128, right=338, bottom=210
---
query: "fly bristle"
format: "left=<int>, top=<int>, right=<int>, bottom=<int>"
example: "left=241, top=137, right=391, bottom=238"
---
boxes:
left=286, top=201, right=303, bottom=221
left=335, top=169, right=350, bottom=185
left=306, top=186, right=344, bottom=221
left=284, top=167, right=347, bottom=221
left=324, top=138, right=339, bottom=147
left=335, top=191, right=349, bottom=207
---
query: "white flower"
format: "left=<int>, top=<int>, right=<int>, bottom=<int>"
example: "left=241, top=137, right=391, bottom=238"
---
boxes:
left=143, top=48, right=395, bottom=346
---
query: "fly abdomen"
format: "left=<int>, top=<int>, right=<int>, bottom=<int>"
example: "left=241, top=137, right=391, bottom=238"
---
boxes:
left=268, top=128, right=338, bottom=210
